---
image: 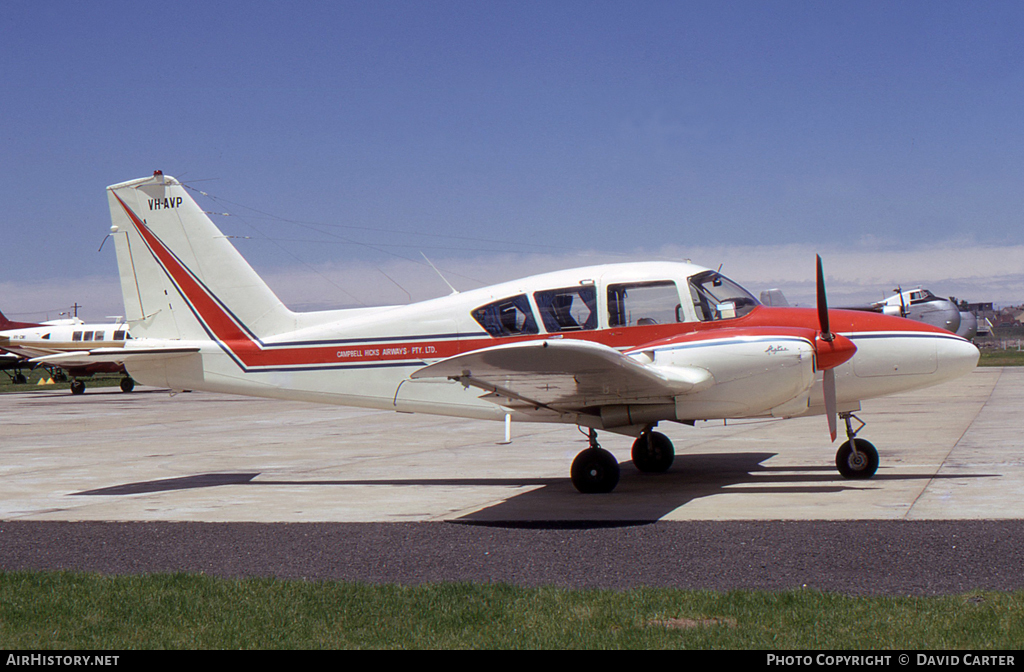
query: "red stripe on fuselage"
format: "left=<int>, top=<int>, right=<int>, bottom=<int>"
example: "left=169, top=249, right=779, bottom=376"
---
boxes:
left=115, top=193, right=952, bottom=370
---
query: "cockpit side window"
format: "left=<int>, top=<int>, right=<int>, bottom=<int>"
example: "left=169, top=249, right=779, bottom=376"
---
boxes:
left=534, top=286, right=597, bottom=332
left=688, top=271, right=759, bottom=321
left=471, top=294, right=539, bottom=337
left=607, top=281, right=682, bottom=327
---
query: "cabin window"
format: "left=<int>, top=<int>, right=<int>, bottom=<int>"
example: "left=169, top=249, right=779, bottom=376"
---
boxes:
left=94, top=331, right=105, bottom=341
left=113, top=330, right=126, bottom=340
left=83, top=331, right=94, bottom=341
left=688, top=270, right=759, bottom=322
left=72, top=331, right=83, bottom=341
left=534, top=286, right=597, bottom=332
left=607, top=281, right=682, bottom=327
left=471, top=295, right=539, bottom=337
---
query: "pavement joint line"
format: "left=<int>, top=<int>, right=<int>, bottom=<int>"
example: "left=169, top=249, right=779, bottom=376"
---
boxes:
left=903, top=368, right=997, bottom=519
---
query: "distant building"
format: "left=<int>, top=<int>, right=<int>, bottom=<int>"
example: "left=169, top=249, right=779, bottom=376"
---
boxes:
left=967, top=302, right=995, bottom=318
left=992, top=306, right=1024, bottom=328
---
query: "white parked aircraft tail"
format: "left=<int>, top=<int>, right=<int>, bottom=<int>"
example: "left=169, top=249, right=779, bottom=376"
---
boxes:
left=106, top=171, right=297, bottom=340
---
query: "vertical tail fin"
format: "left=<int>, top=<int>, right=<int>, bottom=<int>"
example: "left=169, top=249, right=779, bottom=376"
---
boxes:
left=0, top=310, right=41, bottom=331
left=106, top=172, right=298, bottom=341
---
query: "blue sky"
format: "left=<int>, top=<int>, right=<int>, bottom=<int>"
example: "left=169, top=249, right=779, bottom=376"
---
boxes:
left=2, top=1, right=1023, bottom=319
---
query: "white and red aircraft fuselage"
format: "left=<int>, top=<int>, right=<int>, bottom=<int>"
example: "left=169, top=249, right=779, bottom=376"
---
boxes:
left=0, top=312, right=136, bottom=393
left=63, top=172, right=978, bottom=493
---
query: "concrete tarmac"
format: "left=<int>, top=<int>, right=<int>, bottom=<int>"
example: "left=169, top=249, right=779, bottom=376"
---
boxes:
left=1, top=367, right=1020, bottom=525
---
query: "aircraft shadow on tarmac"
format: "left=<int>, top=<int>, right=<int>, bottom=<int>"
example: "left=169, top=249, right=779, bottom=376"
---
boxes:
left=71, top=452, right=999, bottom=527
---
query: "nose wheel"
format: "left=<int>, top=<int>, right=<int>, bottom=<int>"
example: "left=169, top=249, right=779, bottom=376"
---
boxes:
left=835, top=413, right=879, bottom=479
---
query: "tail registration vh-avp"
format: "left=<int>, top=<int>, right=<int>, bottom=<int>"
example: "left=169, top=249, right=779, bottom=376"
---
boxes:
left=92, top=172, right=978, bottom=493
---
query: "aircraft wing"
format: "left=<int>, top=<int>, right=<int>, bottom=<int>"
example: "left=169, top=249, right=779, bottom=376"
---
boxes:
left=28, top=346, right=200, bottom=368
left=411, top=339, right=712, bottom=410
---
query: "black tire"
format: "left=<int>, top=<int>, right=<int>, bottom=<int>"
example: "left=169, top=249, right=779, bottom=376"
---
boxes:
left=13, top=373, right=27, bottom=385
left=571, top=448, right=620, bottom=494
left=120, top=377, right=135, bottom=393
left=70, top=380, right=86, bottom=395
left=631, top=431, right=675, bottom=473
left=836, top=439, right=879, bottom=479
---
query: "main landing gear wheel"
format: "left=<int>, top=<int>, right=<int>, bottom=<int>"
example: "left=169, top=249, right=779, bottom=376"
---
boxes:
left=571, top=448, right=620, bottom=494
left=571, top=429, right=620, bottom=494
left=631, top=431, right=675, bottom=473
left=70, top=380, right=86, bottom=395
left=120, top=377, right=135, bottom=393
left=835, top=439, right=878, bottom=479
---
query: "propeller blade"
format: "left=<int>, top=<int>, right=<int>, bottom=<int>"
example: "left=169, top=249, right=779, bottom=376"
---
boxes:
left=818, top=255, right=840, bottom=441
left=816, top=254, right=833, bottom=342
left=824, top=367, right=837, bottom=442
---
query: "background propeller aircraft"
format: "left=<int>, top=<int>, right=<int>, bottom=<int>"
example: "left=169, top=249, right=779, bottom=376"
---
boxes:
left=762, top=286, right=978, bottom=341
left=0, top=309, right=137, bottom=393
left=863, top=287, right=978, bottom=341
left=84, top=172, right=979, bottom=493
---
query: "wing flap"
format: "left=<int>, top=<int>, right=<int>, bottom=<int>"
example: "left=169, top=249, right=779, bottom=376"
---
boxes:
left=411, top=339, right=713, bottom=409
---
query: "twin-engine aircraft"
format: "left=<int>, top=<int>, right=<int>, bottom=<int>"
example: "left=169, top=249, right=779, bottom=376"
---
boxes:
left=768, top=286, right=979, bottom=341
left=865, top=287, right=978, bottom=341
left=0, top=311, right=137, bottom=393
left=71, top=172, right=978, bottom=493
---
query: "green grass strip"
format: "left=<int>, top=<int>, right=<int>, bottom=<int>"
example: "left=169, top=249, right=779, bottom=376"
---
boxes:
left=1, top=571, right=1022, bottom=649
left=978, top=349, right=1024, bottom=367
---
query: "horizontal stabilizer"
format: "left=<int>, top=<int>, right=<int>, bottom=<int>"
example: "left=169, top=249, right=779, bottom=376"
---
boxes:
left=412, top=339, right=712, bottom=409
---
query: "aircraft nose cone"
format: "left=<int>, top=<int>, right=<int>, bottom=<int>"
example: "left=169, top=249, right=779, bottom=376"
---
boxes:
left=937, top=336, right=980, bottom=380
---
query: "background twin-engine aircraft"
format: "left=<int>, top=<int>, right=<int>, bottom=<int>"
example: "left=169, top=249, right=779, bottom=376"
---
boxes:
left=761, top=285, right=980, bottom=341
left=0, top=310, right=135, bottom=392
left=33, top=172, right=980, bottom=493
left=861, top=287, right=979, bottom=340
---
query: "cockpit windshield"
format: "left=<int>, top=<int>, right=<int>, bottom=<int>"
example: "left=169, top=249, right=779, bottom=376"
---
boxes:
left=687, top=271, right=760, bottom=321
left=908, top=289, right=936, bottom=304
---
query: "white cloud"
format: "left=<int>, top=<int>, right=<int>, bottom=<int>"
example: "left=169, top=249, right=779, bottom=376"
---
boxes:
left=261, top=242, right=1024, bottom=311
left=3, top=242, right=1022, bottom=322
